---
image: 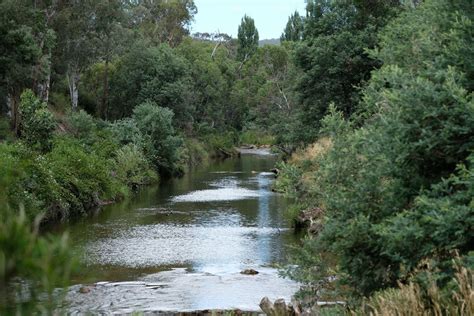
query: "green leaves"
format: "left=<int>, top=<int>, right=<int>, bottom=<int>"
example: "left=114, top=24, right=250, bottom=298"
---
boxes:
left=281, top=11, right=304, bottom=42
left=0, top=207, right=78, bottom=299
left=19, top=89, right=56, bottom=151
left=237, top=15, right=259, bottom=62
left=285, top=0, right=474, bottom=299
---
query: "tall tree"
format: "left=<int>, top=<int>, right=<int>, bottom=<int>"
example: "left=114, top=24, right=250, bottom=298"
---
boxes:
left=280, top=11, right=304, bottom=42
left=93, top=0, right=126, bottom=119
left=237, top=15, right=259, bottom=63
left=0, top=0, right=44, bottom=133
left=53, top=0, right=97, bottom=111
left=293, top=0, right=401, bottom=143
left=129, top=0, right=197, bottom=47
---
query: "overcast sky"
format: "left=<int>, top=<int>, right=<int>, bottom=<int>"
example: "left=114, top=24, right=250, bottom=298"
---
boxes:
left=191, top=0, right=307, bottom=39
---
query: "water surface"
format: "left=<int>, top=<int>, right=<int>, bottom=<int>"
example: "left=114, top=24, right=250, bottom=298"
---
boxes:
left=62, top=150, right=299, bottom=313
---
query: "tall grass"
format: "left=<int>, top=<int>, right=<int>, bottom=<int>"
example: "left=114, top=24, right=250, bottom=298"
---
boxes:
left=353, top=261, right=473, bottom=316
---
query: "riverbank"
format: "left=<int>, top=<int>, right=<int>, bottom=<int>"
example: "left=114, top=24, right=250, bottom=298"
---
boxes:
left=1, top=97, right=269, bottom=227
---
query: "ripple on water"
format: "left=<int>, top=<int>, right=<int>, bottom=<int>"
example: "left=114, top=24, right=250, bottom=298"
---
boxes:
left=171, top=188, right=261, bottom=202
left=65, top=267, right=299, bottom=313
left=83, top=225, right=288, bottom=268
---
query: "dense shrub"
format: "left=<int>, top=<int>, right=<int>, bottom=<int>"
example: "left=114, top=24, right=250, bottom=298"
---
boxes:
left=109, top=118, right=144, bottom=148
left=19, top=90, right=56, bottom=151
left=239, top=130, right=275, bottom=146
left=114, top=144, right=158, bottom=187
left=0, top=208, right=76, bottom=288
left=203, top=131, right=239, bottom=157
left=132, top=101, right=183, bottom=175
left=0, top=117, right=13, bottom=142
left=0, top=163, right=77, bottom=310
left=66, top=109, right=96, bottom=140
left=286, top=0, right=474, bottom=299
left=180, top=138, right=209, bottom=167
left=2, top=137, right=126, bottom=222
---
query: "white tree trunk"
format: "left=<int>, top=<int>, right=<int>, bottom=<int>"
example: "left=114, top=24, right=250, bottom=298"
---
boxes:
left=67, top=67, right=80, bottom=110
left=37, top=63, right=51, bottom=103
left=6, top=94, right=12, bottom=118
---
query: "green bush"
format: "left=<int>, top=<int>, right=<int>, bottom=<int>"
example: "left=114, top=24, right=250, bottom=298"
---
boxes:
left=132, top=101, right=183, bottom=175
left=109, top=118, right=144, bottom=148
left=3, top=137, right=126, bottom=222
left=42, top=136, right=126, bottom=220
left=66, top=109, right=96, bottom=140
left=114, top=144, right=158, bottom=187
left=0, top=207, right=77, bottom=308
left=285, top=0, right=474, bottom=299
left=239, top=130, right=275, bottom=146
left=0, top=117, right=13, bottom=142
left=19, top=89, right=56, bottom=151
left=204, top=131, right=239, bottom=157
left=272, top=161, right=302, bottom=196
left=180, top=138, right=209, bottom=167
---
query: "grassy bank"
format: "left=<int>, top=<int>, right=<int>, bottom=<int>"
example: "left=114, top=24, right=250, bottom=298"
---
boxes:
left=0, top=91, right=218, bottom=225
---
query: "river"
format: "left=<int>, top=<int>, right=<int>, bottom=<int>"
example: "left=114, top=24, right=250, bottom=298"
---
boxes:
left=58, top=149, right=299, bottom=313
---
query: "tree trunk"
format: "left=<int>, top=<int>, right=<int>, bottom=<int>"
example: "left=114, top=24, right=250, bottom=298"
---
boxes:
left=67, top=67, right=80, bottom=111
left=38, top=69, right=51, bottom=103
left=35, top=54, right=51, bottom=103
left=100, top=56, right=110, bottom=119
left=8, top=90, right=20, bottom=136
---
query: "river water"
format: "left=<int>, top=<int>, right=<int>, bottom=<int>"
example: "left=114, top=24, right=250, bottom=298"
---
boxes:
left=60, top=150, right=299, bottom=313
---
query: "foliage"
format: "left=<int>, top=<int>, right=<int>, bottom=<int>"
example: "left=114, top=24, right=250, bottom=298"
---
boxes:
left=353, top=259, right=473, bottom=316
left=108, top=43, right=194, bottom=125
left=239, top=130, right=275, bottom=146
left=19, top=89, right=56, bottom=151
left=109, top=118, right=144, bottom=148
left=0, top=207, right=77, bottom=311
left=284, top=0, right=474, bottom=300
left=0, top=0, right=44, bottom=124
left=293, top=0, right=401, bottom=144
left=131, top=101, right=183, bottom=175
left=3, top=137, right=125, bottom=221
left=66, top=109, right=96, bottom=140
left=114, top=144, right=158, bottom=187
left=272, top=161, right=302, bottom=196
left=0, top=117, right=13, bottom=142
left=129, top=0, right=197, bottom=47
left=281, top=11, right=304, bottom=42
left=203, top=131, right=239, bottom=158
left=180, top=138, right=209, bottom=167
left=237, top=15, right=259, bottom=62
left=176, top=38, right=238, bottom=131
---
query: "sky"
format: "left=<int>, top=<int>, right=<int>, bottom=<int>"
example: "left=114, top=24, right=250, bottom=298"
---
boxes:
left=191, top=0, right=307, bottom=40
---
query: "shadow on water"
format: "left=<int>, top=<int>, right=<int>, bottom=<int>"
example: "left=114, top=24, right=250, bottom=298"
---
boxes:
left=51, top=150, right=300, bottom=313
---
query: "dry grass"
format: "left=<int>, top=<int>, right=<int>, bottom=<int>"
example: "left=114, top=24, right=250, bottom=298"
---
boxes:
left=288, top=137, right=333, bottom=193
left=290, top=137, right=333, bottom=165
left=353, top=262, right=473, bottom=316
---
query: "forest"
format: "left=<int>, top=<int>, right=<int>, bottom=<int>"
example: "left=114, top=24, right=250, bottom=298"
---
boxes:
left=0, top=0, right=473, bottom=314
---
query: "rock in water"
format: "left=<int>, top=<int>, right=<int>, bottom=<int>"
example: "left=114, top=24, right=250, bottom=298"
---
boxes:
left=79, top=286, right=91, bottom=294
left=240, top=268, right=259, bottom=275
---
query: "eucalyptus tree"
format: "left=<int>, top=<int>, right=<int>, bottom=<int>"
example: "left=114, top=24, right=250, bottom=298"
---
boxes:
left=53, top=0, right=97, bottom=111
left=127, top=0, right=197, bottom=47
left=92, top=0, right=127, bottom=119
